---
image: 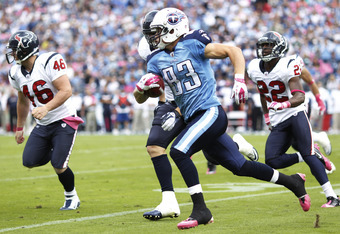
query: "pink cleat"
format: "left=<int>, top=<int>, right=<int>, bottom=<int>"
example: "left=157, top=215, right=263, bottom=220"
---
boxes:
left=299, top=194, right=311, bottom=212
left=321, top=197, right=340, bottom=208
left=177, top=217, right=214, bottom=230
left=314, top=144, right=332, bottom=171
left=296, top=173, right=311, bottom=212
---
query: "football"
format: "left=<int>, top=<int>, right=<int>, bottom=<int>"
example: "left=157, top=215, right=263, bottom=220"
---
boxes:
left=144, top=74, right=165, bottom=98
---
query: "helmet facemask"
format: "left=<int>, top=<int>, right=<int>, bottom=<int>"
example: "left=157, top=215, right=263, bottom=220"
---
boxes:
left=144, top=26, right=169, bottom=50
left=5, top=47, right=16, bottom=64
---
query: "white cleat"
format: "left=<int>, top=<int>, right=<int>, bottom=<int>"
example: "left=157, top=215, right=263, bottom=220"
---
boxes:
left=60, top=195, right=80, bottom=210
left=233, top=133, right=259, bottom=161
left=143, top=202, right=180, bottom=220
left=143, top=191, right=180, bottom=220
left=326, top=161, right=336, bottom=174
left=316, top=131, right=332, bottom=155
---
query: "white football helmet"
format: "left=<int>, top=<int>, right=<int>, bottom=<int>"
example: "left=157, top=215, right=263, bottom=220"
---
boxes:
left=146, top=8, right=189, bottom=49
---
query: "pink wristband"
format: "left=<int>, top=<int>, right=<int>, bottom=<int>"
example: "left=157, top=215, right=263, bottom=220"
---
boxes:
left=16, top=127, right=23, bottom=131
left=291, top=89, right=305, bottom=95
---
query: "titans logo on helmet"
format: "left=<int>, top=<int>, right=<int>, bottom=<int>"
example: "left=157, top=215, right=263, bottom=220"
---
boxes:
left=167, top=12, right=186, bottom=25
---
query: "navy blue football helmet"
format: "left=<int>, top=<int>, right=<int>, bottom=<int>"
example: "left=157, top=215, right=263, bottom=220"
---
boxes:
left=6, top=30, right=39, bottom=64
left=256, top=31, right=288, bottom=62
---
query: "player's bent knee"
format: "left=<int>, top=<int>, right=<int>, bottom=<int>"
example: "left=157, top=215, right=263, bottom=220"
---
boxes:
left=228, top=160, right=246, bottom=175
left=146, top=145, right=166, bottom=158
left=23, top=161, right=37, bottom=168
left=54, top=167, right=67, bottom=174
left=169, top=148, right=187, bottom=161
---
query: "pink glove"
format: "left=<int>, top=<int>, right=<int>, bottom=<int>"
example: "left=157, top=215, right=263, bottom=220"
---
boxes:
left=231, top=74, right=248, bottom=105
left=315, top=94, right=326, bottom=115
left=269, top=101, right=291, bottom=111
left=264, top=113, right=272, bottom=130
left=136, top=73, right=160, bottom=94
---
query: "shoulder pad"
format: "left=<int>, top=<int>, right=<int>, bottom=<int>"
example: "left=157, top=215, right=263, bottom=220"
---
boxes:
left=146, top=49, right=162, bottom=62
left=182, top=29, right=212, bottom=45
left=8, top=65, right=20, bottom=81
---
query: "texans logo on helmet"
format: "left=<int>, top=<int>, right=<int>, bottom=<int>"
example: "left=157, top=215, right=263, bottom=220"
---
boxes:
left=272, top=31, right=282, bottom=40
left=14, top=31, right=36, bottom=49
left=167, top=12, right=185, bottom=25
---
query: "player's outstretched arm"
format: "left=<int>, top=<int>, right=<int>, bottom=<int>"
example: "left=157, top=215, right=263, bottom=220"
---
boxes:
left=301, top=68, right=325, bottom=114
left=204, top=43, right=245, bottom=75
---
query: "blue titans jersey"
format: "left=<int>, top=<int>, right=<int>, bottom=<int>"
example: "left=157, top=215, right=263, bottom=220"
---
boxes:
left=147, top=30, right=220, bottom=121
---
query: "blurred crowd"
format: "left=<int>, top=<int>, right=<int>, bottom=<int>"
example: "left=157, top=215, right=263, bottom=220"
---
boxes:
left=0, top=0, right=339, bottom=135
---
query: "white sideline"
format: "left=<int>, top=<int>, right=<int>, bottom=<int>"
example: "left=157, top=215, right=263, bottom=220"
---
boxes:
left=1, top=184, right=337, bottom=233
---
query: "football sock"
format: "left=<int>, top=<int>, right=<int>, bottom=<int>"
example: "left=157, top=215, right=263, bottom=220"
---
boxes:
left=321, top=181, right=337, bottom=198
left=57, top=167, right=75, bottom=192
left=170, top=148, right=200, bottom=187
left=276, top=173, right=306, bottom=198
left=188, top=184, right=203, bottom=195
left=151, top=154, right=174, bottom=191
left=297, top=152, right=304, bottom=162
left=190, top=193, right=212, bottom=224
left=65, top=188, right=77, bottom=197
left=190, top=192, right=206, bottom=207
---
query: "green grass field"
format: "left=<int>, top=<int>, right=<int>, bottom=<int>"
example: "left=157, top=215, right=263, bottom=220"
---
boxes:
left=1, top=133, right=340, bottom=233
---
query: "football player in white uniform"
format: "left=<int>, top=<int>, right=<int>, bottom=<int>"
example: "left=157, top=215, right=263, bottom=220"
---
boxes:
left=6, top=30, right=83, bottom=210
left=247, top=31, right=339, bottom=207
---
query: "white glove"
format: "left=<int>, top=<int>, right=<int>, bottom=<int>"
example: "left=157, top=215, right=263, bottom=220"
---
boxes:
left=161, top=110, right=181, bottom=131
left=231, top=74, right=248, bottom=105
left=136, top=73, right=160, bottom=94
left=269, top=101, right=291, bottom=111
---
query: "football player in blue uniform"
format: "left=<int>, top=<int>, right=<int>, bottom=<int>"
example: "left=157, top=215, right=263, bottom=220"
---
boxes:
left=6, top=30, right=83, bottom=210
left=134, top=10, right=259, bottom=222
left=248, top=31, right=339, bottom=208
left=135, top=8, right=310, bottom=229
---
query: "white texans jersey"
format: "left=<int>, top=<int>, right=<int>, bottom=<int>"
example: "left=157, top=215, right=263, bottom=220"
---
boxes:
left=8, top=52, right=76, bottom=125
left=248, top=56, right=306, bottom=127
left=287, top=54, right=305, bottom=71
left=138, top=37, right=174, bottom=101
